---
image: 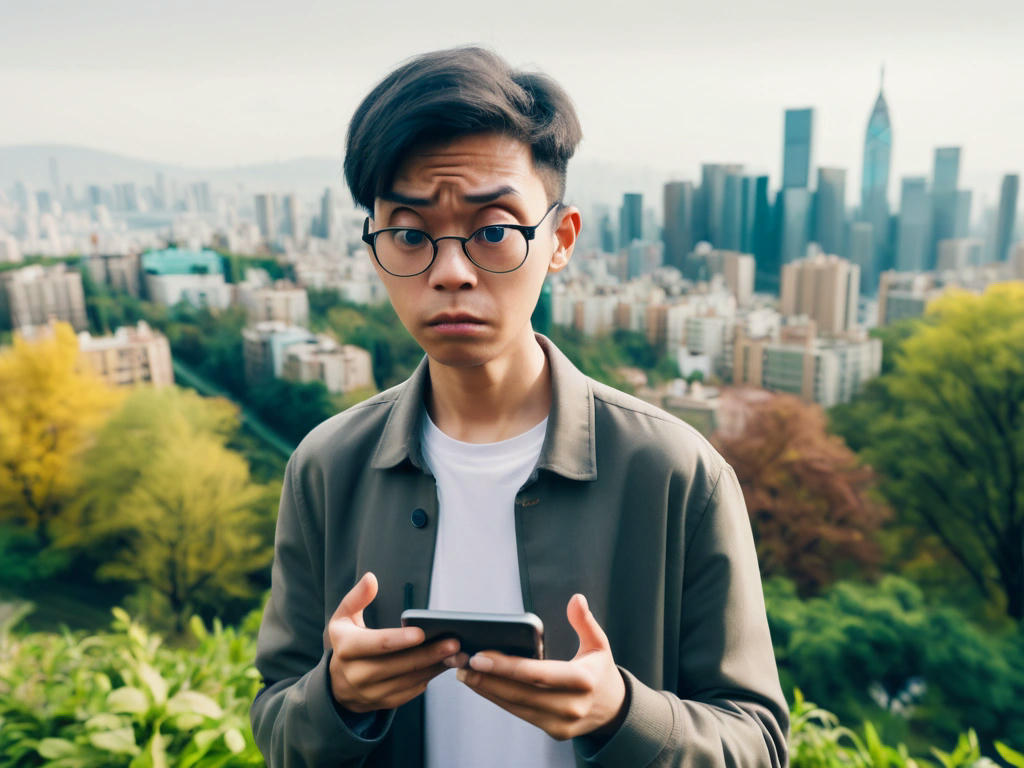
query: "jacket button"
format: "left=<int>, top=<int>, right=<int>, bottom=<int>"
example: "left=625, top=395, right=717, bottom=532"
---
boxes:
left=411, top=508, right=428, bottom=528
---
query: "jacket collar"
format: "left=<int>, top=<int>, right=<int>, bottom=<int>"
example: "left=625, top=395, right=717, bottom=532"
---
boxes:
left=370, top=334, right=597, bottom=481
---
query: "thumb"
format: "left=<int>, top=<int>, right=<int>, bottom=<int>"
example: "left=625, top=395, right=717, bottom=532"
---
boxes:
left=332, top=571, right=378, bottom=628
left=568, top=594, right=610, bottom=657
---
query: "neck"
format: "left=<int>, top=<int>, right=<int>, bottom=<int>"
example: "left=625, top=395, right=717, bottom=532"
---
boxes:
left=426, top=333, right=551, bottom=443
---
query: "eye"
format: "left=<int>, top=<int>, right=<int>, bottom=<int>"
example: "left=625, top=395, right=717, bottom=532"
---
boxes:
left=395, top=229, right=427, bottom=247
left=476, top=226, right=507, bottom=245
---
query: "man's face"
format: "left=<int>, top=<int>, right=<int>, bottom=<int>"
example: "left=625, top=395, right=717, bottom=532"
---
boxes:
left=368, top=132, right=579, bottom=370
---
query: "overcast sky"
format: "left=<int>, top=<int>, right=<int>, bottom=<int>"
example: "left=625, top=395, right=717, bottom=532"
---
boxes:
left=2, top=0, right=1023, bottom=207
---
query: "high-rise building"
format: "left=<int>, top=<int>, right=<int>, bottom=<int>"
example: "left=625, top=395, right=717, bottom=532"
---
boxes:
left=782, top=108, right=814, bottom=189
left=0, top=264, right=88, bottom=331
left=745, top=176, right=775, bottom=289
left=619, top=192, right=643, bottom=248
left=697, top=163, right=743, bottom=246
left=814, top=168, right=847, bottom=256
left=77, top=321, right=174, bottom=388
left=780, top=253, right=860, bottom=335
left=995, top=174, right=1020, bottom=262
left=896, top=177, right=931, bottom=272
left=255, top=194, right=277, bottom=242
left=930, top=147, right=962, bottom=268
left=319, top=188, right=336, bottom=240
left=778, top=187, right=811, bottom=266
left=283, top=194, right=302, bottom=239
left=662, top=181, right=695, bottom=273
left=721, top=171, right=744, bottom=251
left=847, top=221, right=875, bottom=294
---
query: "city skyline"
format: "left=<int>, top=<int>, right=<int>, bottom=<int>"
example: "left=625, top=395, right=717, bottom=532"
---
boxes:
left=2, top=0, right=1023, bottom=208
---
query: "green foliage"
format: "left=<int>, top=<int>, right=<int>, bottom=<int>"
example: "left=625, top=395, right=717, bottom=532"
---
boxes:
left=765, top=576, right=1024, bottom=752
left=246, top=377, right=338, bottom=444
left=830, top=283, right=1024, bottom=620
left=0, top=608, right=264, bottom=767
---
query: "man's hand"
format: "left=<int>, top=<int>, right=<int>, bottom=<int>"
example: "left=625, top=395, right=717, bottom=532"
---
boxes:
left=328, top=572, right=460, bottom=714
left=455, top=594, right=627, bottom=741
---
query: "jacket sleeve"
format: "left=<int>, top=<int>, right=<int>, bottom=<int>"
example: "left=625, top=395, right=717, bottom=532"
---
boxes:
left=250, top=455, right=396, bottom=767
left=575, top=463, right=790, bottom=767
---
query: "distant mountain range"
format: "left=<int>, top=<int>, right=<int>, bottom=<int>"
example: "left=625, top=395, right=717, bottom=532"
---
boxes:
left=0, top=144, right=672, bottom=212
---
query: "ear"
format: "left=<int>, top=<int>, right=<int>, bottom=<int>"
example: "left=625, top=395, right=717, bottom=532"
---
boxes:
left=548, top=206, right=581, bottom=275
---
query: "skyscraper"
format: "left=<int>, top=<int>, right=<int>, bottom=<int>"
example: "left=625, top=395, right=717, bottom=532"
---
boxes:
left=283, top=194, right=301, bottom=239
left=721, top=171, right=744, bottom=251
left=896, top=177, right=930, bottom=272
left=696, top=163, right=743, bottom=246
left=255, top=194, right=277, bottom=242
left=847, top=221, right=875, bottom=293
left=778, top=187, right=811, bottom=266
left=814, top=167, right=847, bottom=257
left=782, top=109, right=814, bottom=189
left=619, top=193, right=643, bottom=247
left=860, top=71, right=892, bottom=274
left=995, top=175, right=1019, bottom=262
left=662, top=181, right=695, bottom=272
left=930, top=147, right=962, bottom=268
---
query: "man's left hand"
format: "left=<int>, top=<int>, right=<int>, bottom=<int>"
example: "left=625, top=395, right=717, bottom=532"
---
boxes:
left=455, top=593, right=627, bottom=741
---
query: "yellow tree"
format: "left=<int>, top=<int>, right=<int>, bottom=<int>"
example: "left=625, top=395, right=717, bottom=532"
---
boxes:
left=64, top=387, right=274, bottom=632
left=0, top=322, right=121, bottom=544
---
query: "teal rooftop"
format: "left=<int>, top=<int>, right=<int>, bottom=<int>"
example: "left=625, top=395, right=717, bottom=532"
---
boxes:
left=142, top=248, right=224, bottom=276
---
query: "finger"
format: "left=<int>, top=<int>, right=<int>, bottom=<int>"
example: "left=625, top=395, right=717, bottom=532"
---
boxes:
left=344, top=637, right=460, bottom=686
left=567, top=594, right=610, bottom=656
left=457, top=672, right=577, bottom=739
left=335, top=624, right=428, bottom=659
left=468, top=652, right=592, bottom=691
left=360, top=661, right=449, bottom=705
left=457, top=668, right=583, bottom=719
left=331, top=572, right=379, bottom=627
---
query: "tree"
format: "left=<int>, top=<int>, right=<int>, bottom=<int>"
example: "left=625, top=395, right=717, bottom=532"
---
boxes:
left=847, top=283, right=1024, bottom=620
left=62, top=387, right=274, bottom=632
left=0, top=323, right=121, bottom=544
left=713, top=391, right=888, bottom=594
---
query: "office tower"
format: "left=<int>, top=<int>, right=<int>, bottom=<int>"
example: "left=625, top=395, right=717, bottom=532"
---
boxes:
left=49, top=157, right=60, bottom=201
left=254, top=194, right=277, bottom=242
left=814, top=168, right=847, bottom=256
left=283, top=194, right=301, bottom=238
left=996, top=174, right=1020, bottom=262
left=954, top=189, right=972, bottom=237
left=599, top=212, right=616, bottom=254
left=929, top=147, right=961, bottom=268
left=662, top=181, right=695, bottom=272
left=847, top=221, right=875, bottom=294
left=896, top=177, right=930, bottom=272
left=780, top=253, right=860, bottom=335
left=697, top=163, right=743, bottom=246
left=744, top=176, right=774, bottom=287
left=721, top=172, right=744, bottom=251
left=192, top=182, right=212, bottom=213
left=35, top=190, right=53, bottom=214
left=860, top=73, right=892, bottom=271
left=778, top=187, right=811, bottom=266
left=782, top=109, right=814, bottom=189
left=619, top=192, right=643, bottom=247
left=319, top=188, right=335, bottom=240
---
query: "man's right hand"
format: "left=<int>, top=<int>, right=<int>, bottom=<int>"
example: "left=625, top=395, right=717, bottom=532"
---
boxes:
left=327, top=572, right=462, bottom=714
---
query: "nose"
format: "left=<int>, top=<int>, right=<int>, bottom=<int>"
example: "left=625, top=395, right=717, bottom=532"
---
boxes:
left=428, top=237, right=478, bottom=291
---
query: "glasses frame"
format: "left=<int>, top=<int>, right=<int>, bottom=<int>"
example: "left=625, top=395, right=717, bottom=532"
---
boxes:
left=362, top=201, right=561, bottom=277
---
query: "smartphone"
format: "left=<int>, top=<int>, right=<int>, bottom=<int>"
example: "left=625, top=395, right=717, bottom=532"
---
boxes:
left=400, top=609, right=544, bottom=660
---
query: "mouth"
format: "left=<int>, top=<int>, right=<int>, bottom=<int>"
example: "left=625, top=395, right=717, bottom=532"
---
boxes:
left=427, top=313, right=486, bottom=327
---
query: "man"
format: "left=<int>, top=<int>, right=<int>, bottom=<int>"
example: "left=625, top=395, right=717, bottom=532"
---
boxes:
left=251, top=46, right=789, bottom=767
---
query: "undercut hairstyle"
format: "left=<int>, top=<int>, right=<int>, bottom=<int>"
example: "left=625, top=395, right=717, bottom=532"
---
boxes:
left=344, top=46, right=583, bottom=213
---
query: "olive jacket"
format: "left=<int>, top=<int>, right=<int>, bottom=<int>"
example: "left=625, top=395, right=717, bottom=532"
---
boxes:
left=251, top=334, right=790, bottom=767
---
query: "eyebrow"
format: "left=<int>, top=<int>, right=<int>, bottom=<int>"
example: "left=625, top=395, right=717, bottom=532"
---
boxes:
left=380, top=186, right=521, bottom=206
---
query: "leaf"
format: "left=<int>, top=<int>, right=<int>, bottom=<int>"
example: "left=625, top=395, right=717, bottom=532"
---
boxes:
left=107, top=686, right=150, bottom=713
left=89, top=727, right=141, bottom=755
left=223, top=728, right=246, bottom=754
left=137, top=661, right=168, bottom=705
left=995, top=742, right=1024, bottom=768
left=37, top=738, right=78, bottom=759
left=85, top=713, right=128, bottom=731
left=166, top=689, right=224, bottom=719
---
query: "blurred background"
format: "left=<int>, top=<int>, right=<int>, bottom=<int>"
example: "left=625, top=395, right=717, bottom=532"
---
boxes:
left=1, top=1, right=1023, bottom=766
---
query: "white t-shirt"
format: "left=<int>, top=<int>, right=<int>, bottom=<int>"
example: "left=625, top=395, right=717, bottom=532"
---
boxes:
left=420, top=410, right=575, bottom=768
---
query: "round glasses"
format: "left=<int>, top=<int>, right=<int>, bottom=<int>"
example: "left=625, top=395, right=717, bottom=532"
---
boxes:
left=362, top=202, right=561, bottom=277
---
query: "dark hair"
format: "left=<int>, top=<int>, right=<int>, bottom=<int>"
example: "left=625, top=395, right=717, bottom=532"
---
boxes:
left=344, top=46, right=582, bottom=213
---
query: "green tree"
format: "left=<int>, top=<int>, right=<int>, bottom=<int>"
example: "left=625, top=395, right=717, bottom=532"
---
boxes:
left=838, top=283, right=1024, bottom=620
left=61, top=387, right=274, bottom=633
